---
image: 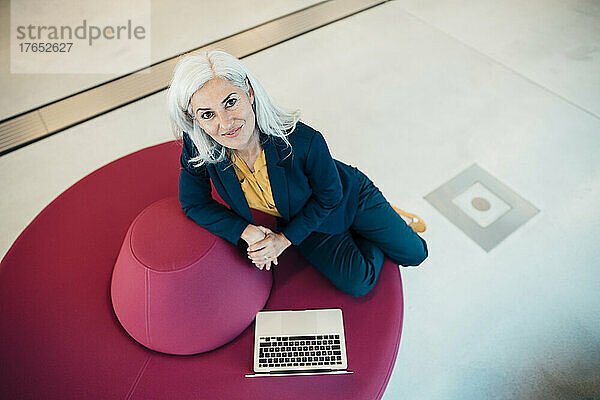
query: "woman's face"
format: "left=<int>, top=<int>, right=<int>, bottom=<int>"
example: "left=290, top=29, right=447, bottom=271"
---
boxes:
left=189, top=77, right=257, bottom=153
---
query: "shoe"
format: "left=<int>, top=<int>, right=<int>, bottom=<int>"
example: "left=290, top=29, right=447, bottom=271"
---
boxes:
left=391, top=205, right=427, bottom=233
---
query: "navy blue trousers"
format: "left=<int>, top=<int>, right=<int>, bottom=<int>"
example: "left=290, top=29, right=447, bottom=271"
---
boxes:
left=296, top=169, right=428, bottom=298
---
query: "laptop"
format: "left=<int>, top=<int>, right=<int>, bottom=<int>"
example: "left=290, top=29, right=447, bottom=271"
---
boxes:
left=245, top=308, right=354, bottom=377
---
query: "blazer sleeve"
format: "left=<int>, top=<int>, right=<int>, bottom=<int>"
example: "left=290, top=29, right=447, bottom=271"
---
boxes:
left=178, top=135, right=250, bottom=245
left=280, top=129, right=343, bottom=246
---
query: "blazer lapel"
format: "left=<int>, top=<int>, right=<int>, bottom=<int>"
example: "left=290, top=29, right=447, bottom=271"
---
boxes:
left=212, top=130, right=291, bottom=224
left=212, top=157, right=255, bottom=224
left=262, top=131, right=290, bottom=222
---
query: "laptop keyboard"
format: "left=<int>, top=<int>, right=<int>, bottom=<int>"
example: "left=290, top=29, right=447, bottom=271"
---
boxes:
left=258, top=335, right=343, bottom=369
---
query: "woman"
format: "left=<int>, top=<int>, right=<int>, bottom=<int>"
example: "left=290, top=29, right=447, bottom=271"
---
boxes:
left=167, top=49, right=428, bottom=298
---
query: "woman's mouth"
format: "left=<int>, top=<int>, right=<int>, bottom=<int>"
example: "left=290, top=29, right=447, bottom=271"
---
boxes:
left=223, top=126, right=242, bottom=137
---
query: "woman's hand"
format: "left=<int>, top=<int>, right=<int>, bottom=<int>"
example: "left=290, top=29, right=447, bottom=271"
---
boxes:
left=240, top=224, right=289, bottom=270
left=241, top=224, right=269, bottom=270
left=247, top=227, right=292, bottom=271
left=241, top=224, right=267, bottom=247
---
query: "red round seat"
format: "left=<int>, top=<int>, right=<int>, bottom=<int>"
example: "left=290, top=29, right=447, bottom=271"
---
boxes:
left=0, top=141, right=404, bottom=399
left=111, top=196, right=272, bottom=355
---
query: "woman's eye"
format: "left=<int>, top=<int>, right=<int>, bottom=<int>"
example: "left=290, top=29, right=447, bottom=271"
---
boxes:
left=200, top=99, right=236, bottom=119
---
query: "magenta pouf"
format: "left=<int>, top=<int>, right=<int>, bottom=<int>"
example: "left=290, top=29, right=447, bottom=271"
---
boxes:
left=0, top=141, right=404, bottom=400
left=111, top=196, right=272, bottom=355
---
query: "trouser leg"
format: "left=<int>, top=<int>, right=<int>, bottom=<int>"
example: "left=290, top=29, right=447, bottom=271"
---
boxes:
left=350, top=170, right=428, bottom=267
left=294, top=170, right=428, bottom=297
left=296, top=229, right=385, bottom=298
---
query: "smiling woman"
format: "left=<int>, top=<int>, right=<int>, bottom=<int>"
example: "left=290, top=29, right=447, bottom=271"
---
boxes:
left=188, top=78, right=263, bottom=169
left=167, top=50, right=298, bottom=168
left=166, top=49, right=428, bottom=298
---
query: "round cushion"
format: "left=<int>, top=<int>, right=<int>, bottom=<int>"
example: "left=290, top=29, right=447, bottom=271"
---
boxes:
left=0, top=141, right=403, bottom=399
left=110, top=196, right=273, bottom=355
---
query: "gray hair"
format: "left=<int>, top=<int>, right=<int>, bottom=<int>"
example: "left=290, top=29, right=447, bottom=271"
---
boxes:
left=166, top=49, right=301, bottom=167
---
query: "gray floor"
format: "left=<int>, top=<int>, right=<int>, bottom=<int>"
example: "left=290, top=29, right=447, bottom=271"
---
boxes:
left=1, top=1, right=599, bottom=399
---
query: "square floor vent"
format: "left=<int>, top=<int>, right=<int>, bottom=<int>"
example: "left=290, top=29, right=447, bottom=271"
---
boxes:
left=425, top=163, right=539, bottom=251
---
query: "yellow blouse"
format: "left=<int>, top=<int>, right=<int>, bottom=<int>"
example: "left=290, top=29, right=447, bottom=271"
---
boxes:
left=230, top=149, right=282, bottom=218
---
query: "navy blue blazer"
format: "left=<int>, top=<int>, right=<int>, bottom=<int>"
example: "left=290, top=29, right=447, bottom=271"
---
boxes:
left=178, top=121, right=361, bottom=246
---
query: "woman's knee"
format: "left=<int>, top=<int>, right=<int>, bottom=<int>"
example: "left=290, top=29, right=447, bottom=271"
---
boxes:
left=343, top=279, right=376, bottom=298
left=341, top=255, right=382, bottom=297
left=398, top=236, right=428, bottom=267
left=297, top=230, right=383, bottom=298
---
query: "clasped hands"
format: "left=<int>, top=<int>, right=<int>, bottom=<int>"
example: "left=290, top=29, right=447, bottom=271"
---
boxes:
left=242, top=224, right=292, bottom=271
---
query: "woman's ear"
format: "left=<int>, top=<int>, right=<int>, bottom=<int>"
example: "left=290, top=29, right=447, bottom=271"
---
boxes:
left=246, top=77, right=254, bottom=105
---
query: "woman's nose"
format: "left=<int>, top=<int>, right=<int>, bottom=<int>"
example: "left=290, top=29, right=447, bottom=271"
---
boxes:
left=215, top=109, right=234, bottom=129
